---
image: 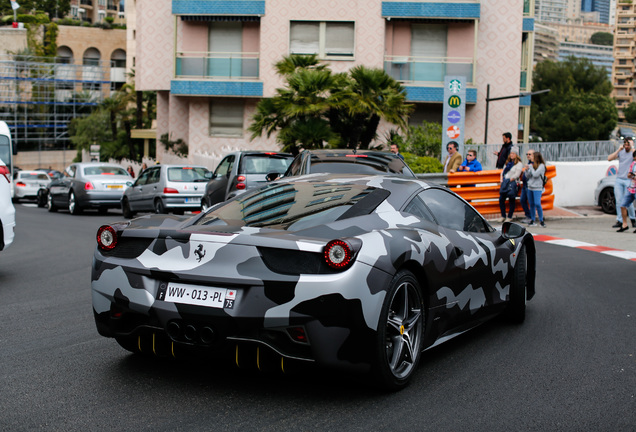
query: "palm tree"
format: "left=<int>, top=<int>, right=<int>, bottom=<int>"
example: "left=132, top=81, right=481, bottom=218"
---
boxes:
left=330, top=66, right=413, bottom=149
left=249, top=56, right=412, bottom=151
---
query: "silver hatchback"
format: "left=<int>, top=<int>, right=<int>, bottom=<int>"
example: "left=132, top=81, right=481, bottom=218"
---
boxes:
left=121, top=164, right=210, bottom=218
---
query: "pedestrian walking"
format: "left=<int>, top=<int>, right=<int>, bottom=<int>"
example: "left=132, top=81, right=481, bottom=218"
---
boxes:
left=524, top=151, right=546, bottom=227
left=616, top=150, right=636, bottom=233
left=608, top=138, right=636, bottom=228
left=520, top=149, right=534, bottom=223
left=498, top=146, right=523, bottom=222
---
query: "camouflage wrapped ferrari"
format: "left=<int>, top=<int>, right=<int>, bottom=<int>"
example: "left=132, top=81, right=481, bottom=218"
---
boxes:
left=92, top=174, right=536, bottom=390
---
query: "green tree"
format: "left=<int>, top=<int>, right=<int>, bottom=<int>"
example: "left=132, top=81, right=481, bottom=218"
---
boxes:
left=590, top=32, right=613, bottom=46
left=531, top=57, right=617, bottom=141
left=249, top=55, right=412, bottom=152
left=1, top=0, right=70, bottom=18
left=623, top=102, right=636, bottom=124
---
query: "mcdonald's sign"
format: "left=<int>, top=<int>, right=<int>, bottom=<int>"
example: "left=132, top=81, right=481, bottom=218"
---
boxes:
left=442, top=76, right=466, bottom=156
left=448, top=95, right=461, bottom=108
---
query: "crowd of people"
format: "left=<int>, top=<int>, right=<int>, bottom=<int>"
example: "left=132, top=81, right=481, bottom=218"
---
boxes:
left=436, top=132, right=547, bottom=227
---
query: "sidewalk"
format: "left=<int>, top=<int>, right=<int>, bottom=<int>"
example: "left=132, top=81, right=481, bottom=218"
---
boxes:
left=494, top=205, right=636, bottom=254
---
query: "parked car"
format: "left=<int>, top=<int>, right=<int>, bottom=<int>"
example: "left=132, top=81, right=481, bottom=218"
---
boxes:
left=11, top=170, right=51, bottom=203
left=121, top=164, right=210, bottom=218
left=0, top=157, right=15, bottom=252
left=46, top=163, right=132, bottom=215
left=594, top=174, right=616, bottom=214
left=281, top=149, right=416, bottom=178
left=92, top=173, right=536, bottom=390
left=201, top=151, right=294, bottom=210
left=36, top=168, right=63, bottom=180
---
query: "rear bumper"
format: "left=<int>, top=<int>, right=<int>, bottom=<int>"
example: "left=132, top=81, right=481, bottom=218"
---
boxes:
left=80, top=191, right=126, bottom=208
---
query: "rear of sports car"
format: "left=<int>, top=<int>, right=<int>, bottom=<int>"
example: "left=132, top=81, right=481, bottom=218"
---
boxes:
left=91, top=212, right=391, bottom=373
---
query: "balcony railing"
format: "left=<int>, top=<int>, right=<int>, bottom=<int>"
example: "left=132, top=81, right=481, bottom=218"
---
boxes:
left=384, top=55, right=474, bottom=84
left=175, top=52, right=259, bottom=80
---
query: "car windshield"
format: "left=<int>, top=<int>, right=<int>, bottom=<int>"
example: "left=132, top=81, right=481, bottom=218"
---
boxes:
left=195, top=182, right=383, bottom=230
left=167, top=167, right=210, bottom=182
left=20, top=173, right=49, bottom=180
left=240, top=154, right=293, bottom=174
left=84, top=166, right=128, bottom=176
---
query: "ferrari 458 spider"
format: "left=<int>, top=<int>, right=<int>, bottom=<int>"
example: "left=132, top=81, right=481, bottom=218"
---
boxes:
left=92, top=174, right=536, bottom=390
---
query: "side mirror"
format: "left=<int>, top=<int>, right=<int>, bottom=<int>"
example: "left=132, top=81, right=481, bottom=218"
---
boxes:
left=205, top=172, right=213, bottom=179
left=126, top=181, right=133, bottom=187
left=501, top=221, right=526, bottom=239
left=266, top=172, right=281, bottom=182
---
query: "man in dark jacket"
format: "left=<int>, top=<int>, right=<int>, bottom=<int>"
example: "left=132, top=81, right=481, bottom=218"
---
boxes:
left=495, top=132, right=513, bottom=169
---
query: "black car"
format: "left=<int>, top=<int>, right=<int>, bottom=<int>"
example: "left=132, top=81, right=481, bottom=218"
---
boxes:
left=201, top=151, right=293, bottom=210
left=281, top=149, right=416, bottom=178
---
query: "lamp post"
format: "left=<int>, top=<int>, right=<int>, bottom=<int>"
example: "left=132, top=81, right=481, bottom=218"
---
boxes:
left=484, top=84, right=550, bottom=144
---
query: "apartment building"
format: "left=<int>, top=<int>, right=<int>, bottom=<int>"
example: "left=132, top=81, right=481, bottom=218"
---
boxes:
left=613, top=0, right=636, bottom=120
left=134, top=0, right=530, bottom=167
left=69, top=0, right=125, bottom=24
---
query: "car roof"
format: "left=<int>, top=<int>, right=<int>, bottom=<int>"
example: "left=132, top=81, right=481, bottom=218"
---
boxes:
left=273, top=173, right=430, bottom=196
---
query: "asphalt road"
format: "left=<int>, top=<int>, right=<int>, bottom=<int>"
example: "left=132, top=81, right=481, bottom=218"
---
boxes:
left=0, top=205, right=634, bottom=431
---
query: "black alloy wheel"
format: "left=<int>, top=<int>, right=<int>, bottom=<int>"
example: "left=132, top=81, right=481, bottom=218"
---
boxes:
left=599, top=188, right=616, bottom=215
left=372, top=269, right=424, bottom=391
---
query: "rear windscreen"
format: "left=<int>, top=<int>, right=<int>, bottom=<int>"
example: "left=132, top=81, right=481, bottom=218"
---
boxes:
left=239, top=155, right=293, bottom=174
left=167, top=167, right=210, bottom=182
left=84, top=166, right=128, bottom=176
left=20, top=173, right=50, bottom=180
left=195, top=182, right=384, bottom=230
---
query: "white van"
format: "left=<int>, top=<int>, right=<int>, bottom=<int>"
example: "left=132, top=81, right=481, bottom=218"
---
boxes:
left=0, top=156, right=16, bottom=252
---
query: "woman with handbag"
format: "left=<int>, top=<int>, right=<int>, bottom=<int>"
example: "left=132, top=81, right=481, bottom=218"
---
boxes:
left=523, top=151, right=547, bottom=227
left=498, top=146, right=523, bottom=223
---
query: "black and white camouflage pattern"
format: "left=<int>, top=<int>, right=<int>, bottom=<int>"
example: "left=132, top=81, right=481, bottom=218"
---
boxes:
left=92, top=174, right=536, bottom=372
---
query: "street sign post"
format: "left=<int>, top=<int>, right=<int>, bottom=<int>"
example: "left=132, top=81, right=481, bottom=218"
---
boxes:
left=442, top=76, right=466, bottom=158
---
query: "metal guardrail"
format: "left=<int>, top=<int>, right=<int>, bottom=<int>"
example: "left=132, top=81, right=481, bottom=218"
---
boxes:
left=469, top=141, right=618, bottom=169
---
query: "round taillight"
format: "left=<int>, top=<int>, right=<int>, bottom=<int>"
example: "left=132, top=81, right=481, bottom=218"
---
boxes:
left=236, top=183, right=246, bottom=190
left=324, top=240, right=353, bottom=269
left=97, top=225, right=118, bottom=250
left=237, top=176, right=246, bottom=182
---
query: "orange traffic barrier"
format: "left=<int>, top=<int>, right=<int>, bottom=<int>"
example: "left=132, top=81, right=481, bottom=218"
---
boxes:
left=447, top=165, right=556, bottom=216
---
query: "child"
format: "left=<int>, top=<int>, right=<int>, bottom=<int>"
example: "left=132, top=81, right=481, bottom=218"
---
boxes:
left=457, top=150, right=483, bottom=172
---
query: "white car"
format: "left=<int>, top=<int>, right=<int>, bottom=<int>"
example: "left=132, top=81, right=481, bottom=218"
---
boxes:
left=12, top=170, right=51, bottom=203
left=0, top=157, right=16, bottom=252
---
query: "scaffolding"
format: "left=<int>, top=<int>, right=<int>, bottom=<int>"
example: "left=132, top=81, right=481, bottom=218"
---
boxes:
left=0, top=54, right=112, bottom=153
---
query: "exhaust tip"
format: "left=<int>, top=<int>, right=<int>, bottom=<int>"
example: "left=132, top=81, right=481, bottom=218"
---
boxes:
left=184, top=324, right=198, bottom=341
left=200, top=326, right=216, bottom=344
left=166, top=321, right=182, bottom=339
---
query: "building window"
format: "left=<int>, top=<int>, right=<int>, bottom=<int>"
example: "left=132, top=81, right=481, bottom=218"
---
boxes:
left=210, top=100, right=244, bottom=137
left=290, top=21, right=354, bottom=59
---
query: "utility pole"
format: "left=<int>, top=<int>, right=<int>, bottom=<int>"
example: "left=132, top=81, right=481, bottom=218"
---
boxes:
left=484, top=84, right=550, bottom=144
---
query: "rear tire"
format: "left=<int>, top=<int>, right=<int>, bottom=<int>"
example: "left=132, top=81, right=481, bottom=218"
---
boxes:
left=36, top=189, right=47, bottom=208
left=371, top=269, right=424, bottom=391
left=154, top=198, right=167, bottom=214
left=68, top=191, right=82, bottom=215
left=505, top=245, right=527, bottom=324
left=46, top=192, right=57, bottom=212
left=122, top=198, right=135, bottom=219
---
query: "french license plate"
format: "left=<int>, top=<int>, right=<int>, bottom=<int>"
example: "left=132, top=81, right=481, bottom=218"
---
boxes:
left=158, top=282, right=235, bottom=309
left=185, top=197, right=201, bottom=203
left=107, top=184, right=123, bottom=190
